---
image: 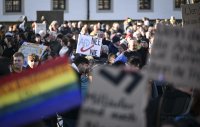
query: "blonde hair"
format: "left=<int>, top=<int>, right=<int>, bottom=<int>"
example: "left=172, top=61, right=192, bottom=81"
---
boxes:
left=28, top=53, right=39, bottom=61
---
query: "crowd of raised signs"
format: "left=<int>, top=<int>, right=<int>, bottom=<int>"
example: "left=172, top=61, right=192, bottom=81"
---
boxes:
left=0, top=16, right=179, bottom=72
left=0, top=16, right=200, bottom=127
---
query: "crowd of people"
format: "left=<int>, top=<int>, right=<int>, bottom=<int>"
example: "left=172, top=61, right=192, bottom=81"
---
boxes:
left=0, top=16, right=199, bottom=127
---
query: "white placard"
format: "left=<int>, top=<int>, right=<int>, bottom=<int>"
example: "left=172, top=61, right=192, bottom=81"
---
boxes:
left=76, top=34, right=102, bottom=57
left=18, top=42, right=47, bottom=66
left=148, top=24, right=200, bottom=88
left=182, top=3, right=200, bottom=27
left=78, top=66, right=148, bottom=127
left=35, top=23, right=46, bottom=34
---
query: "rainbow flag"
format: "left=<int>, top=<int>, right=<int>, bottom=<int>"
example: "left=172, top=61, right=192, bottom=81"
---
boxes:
left=0, top=57, right=81, bottom=127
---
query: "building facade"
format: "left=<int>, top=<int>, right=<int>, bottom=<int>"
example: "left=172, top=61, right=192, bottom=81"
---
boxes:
left=0, top=0, right=199, bottom=22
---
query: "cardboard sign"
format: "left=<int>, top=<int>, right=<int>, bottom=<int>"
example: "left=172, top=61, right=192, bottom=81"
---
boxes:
left=78, top=66, right=148, bottom=127
left=35, top=23, right=46, bottom=34
left=76, top=34, right=102, bottom=57
left=0, top=57, right=81, bottom=127
left=148, top=24, right=200, bottom=88
left=182, top=3, right=200, bottom=27
left=18, top=42, right=47, bottom=66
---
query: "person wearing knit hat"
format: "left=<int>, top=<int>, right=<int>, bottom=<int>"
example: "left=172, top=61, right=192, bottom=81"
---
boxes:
left=108, top=35, right=120, bottom=55
left=111, top=35, right=120, bottom=44
left=5, top=32, right=13, bottom=38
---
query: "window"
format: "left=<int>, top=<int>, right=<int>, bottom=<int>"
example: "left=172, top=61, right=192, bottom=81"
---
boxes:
left=174, top=0, right=187, bottom=9
left=98, top=0, right=111, bottom=10
left=53, top=0, right=66, bottom=10
left=5, top=0, right=21, bottom=12
left=139, top=0, right=152, bottom=10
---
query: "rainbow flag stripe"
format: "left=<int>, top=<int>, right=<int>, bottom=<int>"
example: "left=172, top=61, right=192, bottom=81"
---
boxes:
left=0, top=57, right=81, bottom=127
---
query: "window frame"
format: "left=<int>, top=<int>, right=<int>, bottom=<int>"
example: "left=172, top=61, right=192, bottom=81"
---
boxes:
left=52, top=0, right=68, bottom=12
left=96, top=0, right=113, bottom=13
left=138, top=0, right=153, bottom=12
left=3, top=0, right=24, bottom=15
left=174, top=0, right=187, bottom=10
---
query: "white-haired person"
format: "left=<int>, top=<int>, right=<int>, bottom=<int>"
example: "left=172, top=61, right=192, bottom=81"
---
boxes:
left=99, top=45, right=109, bottom=63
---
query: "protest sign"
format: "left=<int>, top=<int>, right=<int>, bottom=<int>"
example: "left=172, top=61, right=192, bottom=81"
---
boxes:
left=35, top=23, right=46, bottom=34
left=148, top=24, right=200, bottom=88
left=76, top=34, right=102, bottom=57
left=182, top=3, right=200, bottom=27
left=78, top=66, right=148, bottom=127
left=18, top=42, right=47, bottom=66
left=0, top=57, right=81, bottom=127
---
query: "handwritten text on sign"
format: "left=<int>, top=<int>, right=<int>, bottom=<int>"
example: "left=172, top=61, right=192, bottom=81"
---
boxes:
left=76, top=34, right=102, bottom=57
left=148, top=24, right=200, bottom=88
left=78, top=66, right=148, bottom=127
left=35, top=23, right=46, bottom=34
left=18, top=42, right=47, bottom=66
left=182, top=3, right=200, bottom=27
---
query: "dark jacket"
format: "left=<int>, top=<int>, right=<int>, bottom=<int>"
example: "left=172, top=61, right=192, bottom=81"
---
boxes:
left=60, top=67, right=81, bottom=120
left=109, top=43, right=118, bottom=55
